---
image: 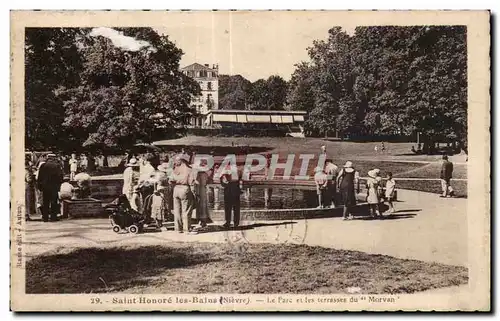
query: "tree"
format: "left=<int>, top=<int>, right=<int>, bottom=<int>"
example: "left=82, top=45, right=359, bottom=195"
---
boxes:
left=61, top=27, right=200, bottom=149
left=288, top=25, right=467, bottom=150
left=288, top=27, right=355, bottom=137
left=287, top=62, right=316, bottom=113
left=248, top=75, right=287, bottom=110
left=25, top=28, right=88, bottom=150
left=218, top=74, right=252, bottom=110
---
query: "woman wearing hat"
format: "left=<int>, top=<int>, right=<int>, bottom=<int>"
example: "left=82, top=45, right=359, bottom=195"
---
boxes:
left=122, top=157, right=140, bottom=203
left=366, top=169, right=382, bottom=218
left=337, top=161, right=359, bottom=220
left=192, top=159, right=213, bottom=230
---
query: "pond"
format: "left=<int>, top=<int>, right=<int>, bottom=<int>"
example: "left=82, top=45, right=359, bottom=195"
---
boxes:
left=208, top=185, right=325, bottom=210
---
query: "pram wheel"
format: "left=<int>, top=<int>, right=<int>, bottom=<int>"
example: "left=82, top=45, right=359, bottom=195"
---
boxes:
left=112, top=225, right=121, bottom=233
left=129, top=225, right=139, bottom=234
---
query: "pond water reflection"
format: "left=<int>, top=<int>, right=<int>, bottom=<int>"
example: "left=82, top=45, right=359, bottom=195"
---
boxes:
left=207, top=185, right=320, bottom=210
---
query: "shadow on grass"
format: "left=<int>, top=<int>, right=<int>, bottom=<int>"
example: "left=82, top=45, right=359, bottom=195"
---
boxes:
left=26, top=245, right=221, bottom=294
left=26, top=242, right=468, bottom=294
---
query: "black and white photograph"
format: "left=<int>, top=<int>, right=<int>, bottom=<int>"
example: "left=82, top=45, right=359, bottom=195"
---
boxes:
left=10, top=10, right=490, bottom=311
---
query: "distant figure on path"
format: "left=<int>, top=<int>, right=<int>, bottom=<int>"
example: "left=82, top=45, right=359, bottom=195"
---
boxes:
left=440, top=155, right=455, bottom=198
left=381, top=142, right=386, bottom=152
left=320, top=145, right=327, bottom=157
left=337, top=161, right=358, bottom=220
left=37, top=154, right=63, bottom=222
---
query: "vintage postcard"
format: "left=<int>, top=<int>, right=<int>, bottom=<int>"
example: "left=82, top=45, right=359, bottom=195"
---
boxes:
left=10, top=10, right=490, bottom=311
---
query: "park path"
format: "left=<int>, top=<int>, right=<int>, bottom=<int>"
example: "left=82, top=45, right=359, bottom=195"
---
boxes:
left=23, top=189, right=467, bottom=267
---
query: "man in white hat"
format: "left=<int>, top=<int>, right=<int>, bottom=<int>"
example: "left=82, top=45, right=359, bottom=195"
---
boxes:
left=170, top=154, right=196, bottom=233
left=122, top=157, right=140, bottom=202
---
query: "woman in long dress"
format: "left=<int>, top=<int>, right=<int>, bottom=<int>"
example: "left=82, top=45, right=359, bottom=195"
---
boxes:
left=25, top=159, right=36, bottom=221
left=337, top=161, right=358, bottom=220
left=193, top=160, right=212, bottom=229
left=366, top=169, right=381, bottom=218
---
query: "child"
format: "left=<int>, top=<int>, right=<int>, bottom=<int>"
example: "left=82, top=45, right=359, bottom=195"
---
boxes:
left=366, top=169, right=381, bottom=218
left=314, top=167, right=328, bottom=208
left=69, top=153, right=78, bottom=181
left=385, top=172, right=396, bottom=214
left=59, top=176, right=74, bottom=218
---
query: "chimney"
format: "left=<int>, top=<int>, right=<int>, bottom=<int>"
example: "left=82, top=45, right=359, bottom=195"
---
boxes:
left=204, top=64, right=209, bottom=67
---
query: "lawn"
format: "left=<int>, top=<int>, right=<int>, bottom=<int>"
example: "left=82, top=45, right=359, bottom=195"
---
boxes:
left=26, top=243, right=468, bottom=294
left=395, top=180, right=467, bottom=198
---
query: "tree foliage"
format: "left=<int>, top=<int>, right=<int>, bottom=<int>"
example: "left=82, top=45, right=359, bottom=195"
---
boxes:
left=25, top=27, right=200, bottom=151
left=287, top=25, right=467, bottom=151
left=218, top=74, right=252, bottom=110
left=25, top=28, right=87, bottom=150
left=218, top=74, right=288, bottom=110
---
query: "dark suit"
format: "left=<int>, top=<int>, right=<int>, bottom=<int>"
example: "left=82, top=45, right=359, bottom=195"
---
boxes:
left=37, top=159, right=63, bottom=221
left=440, top=160, right=454, bottom=196
left=221, top=173, right=242, bottom=227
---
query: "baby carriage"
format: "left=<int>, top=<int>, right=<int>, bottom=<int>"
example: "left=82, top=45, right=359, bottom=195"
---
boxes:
left=107, top=195, right=145, bottom=234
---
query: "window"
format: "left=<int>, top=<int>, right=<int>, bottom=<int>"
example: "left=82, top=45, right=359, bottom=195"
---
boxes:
left=207, top=82, right=212, bottom=90
left=200, top=70, right=207, bottom=78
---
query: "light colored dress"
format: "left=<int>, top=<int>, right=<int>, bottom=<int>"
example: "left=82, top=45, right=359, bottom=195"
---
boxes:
left=385, top=178, right=396, bottom=199
left=122, top=167, right=139, bottom=201
left=194, top=170, right=210, bottom=222
left=366, top=177, right=380, bottom=204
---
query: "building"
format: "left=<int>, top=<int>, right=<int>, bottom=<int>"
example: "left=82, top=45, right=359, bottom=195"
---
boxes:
left=181, top=63, right=219, bottom=127
left=205, top=109, right=307, bottom=137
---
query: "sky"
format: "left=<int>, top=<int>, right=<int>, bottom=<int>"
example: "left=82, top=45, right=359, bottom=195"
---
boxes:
left=90, top=12, right=356, bottom=82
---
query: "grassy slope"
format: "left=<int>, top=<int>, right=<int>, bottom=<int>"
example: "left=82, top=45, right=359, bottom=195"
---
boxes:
left=26, top=243, right=468, bottom=294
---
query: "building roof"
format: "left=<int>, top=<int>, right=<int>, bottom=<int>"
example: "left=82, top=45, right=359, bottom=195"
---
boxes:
left=181, top=63, right=217, bottom=72
left=206, top=109, right=307, bottom=115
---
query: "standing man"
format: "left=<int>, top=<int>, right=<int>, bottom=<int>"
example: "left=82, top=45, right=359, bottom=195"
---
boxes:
left=37, top=154, right=63, bottom=222
left=220, top=164, right=243, bottom=229
left=440, top=155, right=455, bottom=198
left=324, top=159, right=339, bottom=208
left=170, top=154, right=196, bottom=233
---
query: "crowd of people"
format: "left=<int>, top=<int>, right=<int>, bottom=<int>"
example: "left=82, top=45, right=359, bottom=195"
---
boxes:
left=119, top=150, right=243, bottom=234
left=24, top=144, right=455, bottom=227
left=25, top=153, right=94, bottom=222
left=313, top=159, right=397, bottom=221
